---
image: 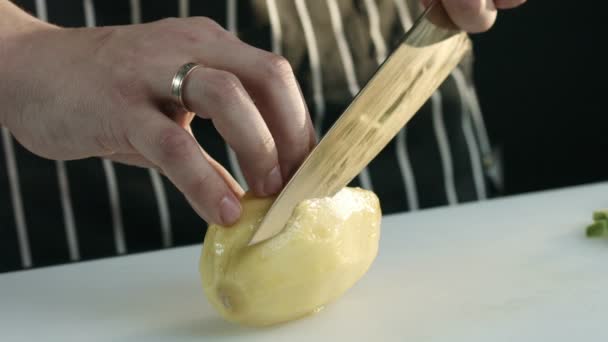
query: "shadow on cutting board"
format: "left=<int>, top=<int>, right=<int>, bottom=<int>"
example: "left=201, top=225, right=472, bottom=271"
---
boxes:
left=154, top=317, right=256, bottom=338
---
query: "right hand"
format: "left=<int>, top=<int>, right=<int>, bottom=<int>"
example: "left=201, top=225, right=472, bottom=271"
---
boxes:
left=0, top=17, right=316, bottom=226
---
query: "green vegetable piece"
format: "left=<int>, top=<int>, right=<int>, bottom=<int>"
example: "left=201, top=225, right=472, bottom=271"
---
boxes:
left=593, top=210, right=608, bottom=221
left=586, top=220, right=608, bottom=238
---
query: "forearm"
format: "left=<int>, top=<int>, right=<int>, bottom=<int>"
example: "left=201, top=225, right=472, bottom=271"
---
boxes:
left=0, top=1, right=53, bottom=126
left=0, top=0, right=49, bottom=38
left=0, top=0, right=54, bottom=65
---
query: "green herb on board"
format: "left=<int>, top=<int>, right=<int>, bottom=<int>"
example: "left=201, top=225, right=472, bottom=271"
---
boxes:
left=586, top=209, right=608, bottom=238
left=593, top=210, right=608, bottom=221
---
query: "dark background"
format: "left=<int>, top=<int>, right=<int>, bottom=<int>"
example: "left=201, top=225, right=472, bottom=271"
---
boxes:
left=10, top=0, right=605, bottom=196
left=471, top=1, right=605, bottom=195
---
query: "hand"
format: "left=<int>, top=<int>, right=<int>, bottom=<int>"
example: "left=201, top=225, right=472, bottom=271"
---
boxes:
left=432, top=0, right=527, bottom=33
left=0, top=17, right=316, bottom=226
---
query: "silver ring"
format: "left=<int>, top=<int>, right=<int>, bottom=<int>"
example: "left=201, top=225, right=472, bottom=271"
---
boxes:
left=170, top=62, right=202, bottom=112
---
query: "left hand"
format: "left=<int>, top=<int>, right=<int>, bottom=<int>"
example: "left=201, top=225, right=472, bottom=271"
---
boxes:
left=437, top=0, right=527, bottom=33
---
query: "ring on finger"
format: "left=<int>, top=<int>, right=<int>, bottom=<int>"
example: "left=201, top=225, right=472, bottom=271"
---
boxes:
left=170, top=62, right=202, bottom=112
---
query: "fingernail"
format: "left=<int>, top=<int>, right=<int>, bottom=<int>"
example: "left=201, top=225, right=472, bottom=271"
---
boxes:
left=220, top=195, right=241, bottom=226
left=263, top=166, right=283, bottom=196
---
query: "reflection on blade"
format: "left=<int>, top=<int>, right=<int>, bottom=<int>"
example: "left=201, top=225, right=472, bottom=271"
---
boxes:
left=249, top=0, right=471, bottom=245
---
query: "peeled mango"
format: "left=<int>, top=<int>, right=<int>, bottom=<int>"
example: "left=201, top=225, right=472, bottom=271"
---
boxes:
left=199, top=187, right=382, bottom=327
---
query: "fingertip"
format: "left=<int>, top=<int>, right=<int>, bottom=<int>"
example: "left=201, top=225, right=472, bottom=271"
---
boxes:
left=494, top=0, right=526, bottom=10
left=442, top=0, right=497, bottom=33
left=466, top=13, right=497, bottom=33
left=219, top=193, right=242, bottom=226
left=249, top=164, right=283, bottom=198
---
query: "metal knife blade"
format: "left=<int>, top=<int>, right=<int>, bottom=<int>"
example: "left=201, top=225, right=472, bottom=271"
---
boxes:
left=248, top=0, right=471, bottom=245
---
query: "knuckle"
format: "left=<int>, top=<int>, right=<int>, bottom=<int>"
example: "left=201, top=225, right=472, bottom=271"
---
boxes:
left=158, top=17, right=181, bottom=27
left=261, top=54, right=295, bottom=84
left=184, top=17, right=232, bottom=43
left=210, top=27, right=236, bottom=42
left=156, top=128, right=193, bottom=162
left=191, top=17, right=223, bottom=31
left=157, top=17, right=208, bottom=44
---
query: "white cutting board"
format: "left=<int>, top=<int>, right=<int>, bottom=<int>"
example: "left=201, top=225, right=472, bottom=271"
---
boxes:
left=1, top=182, right=607, bottom=342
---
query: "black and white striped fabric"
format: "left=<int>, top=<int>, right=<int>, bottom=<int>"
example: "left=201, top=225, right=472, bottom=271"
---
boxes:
left=0, top=0, right=500, bottom=273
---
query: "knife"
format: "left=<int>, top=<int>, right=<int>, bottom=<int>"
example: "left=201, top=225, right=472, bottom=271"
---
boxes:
left=248, top=0, right=471, bottom=245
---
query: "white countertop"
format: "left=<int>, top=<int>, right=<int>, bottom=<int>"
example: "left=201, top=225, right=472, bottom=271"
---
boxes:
left=1, top=182, right=607, bottom=342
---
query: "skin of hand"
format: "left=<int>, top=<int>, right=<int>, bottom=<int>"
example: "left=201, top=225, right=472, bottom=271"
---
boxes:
left=0, top=1, right=316, bottom=226
left=0, top=0, right=525, bottom=227
left=424, top=0, right=527, bottom=33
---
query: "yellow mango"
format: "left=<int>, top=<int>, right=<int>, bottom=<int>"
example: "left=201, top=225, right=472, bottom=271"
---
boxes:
left=199, top=187, right=382, bottom=327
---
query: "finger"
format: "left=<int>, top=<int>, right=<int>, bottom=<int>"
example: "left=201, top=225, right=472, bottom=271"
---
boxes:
left=193, top=41, right=315, bottom=180
left=184, top=125, right=245, bottom=198
left=202, top=148, right=245, bottom=198
left=127, top=107, right=242, bottom=226
left=162, top=104, right=196, bottom=127
left=308, top=117, right=317, bottom=151
left=180, top=66, right=283, bottom=197
left=107, top=147, right=243, bottom=200
left=299, top=84, right=319, bottom=152
left=493, top=0, right=526, bottom=10
left=438, top=0, right=497, bottom=33
left=105, top=153, right=160, bottom=170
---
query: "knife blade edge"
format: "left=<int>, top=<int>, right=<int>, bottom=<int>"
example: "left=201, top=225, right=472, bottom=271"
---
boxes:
left=248, top=1, right=471, bottom=245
